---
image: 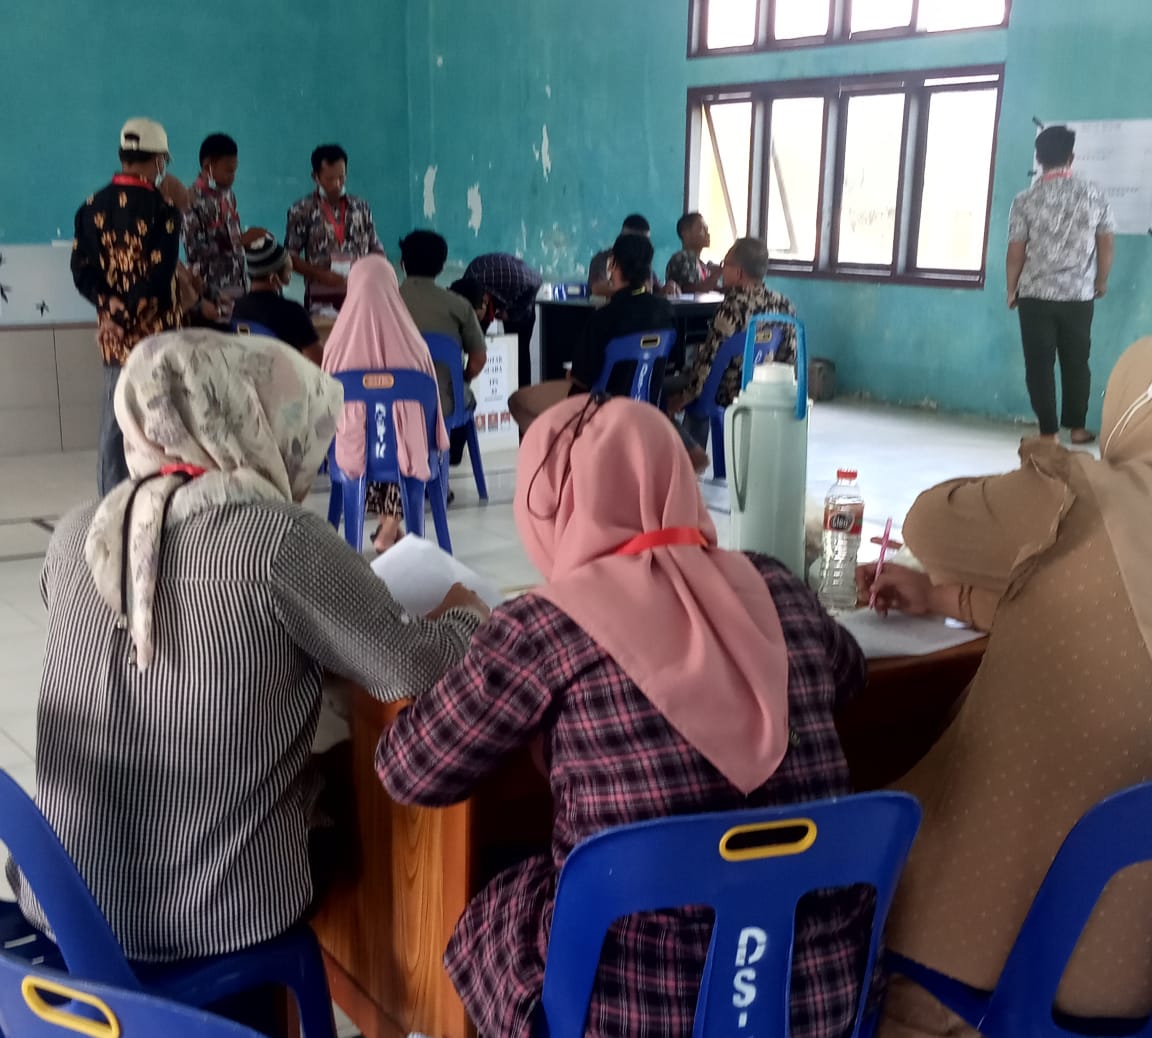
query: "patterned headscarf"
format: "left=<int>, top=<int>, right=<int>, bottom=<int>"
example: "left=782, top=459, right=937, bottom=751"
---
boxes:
left=84, top=329, right=343, bottom=669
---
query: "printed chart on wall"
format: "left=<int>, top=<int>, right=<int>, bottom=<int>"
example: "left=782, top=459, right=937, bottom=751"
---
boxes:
left=1040, top=120, right=1152, bottom=234
left=473, top=333, right=519, bottom=451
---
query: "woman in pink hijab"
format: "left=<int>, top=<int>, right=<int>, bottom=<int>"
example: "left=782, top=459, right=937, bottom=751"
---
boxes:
left=323, top=254, right=449, bottom=551
left=378, top=395, right=873, bottom=1038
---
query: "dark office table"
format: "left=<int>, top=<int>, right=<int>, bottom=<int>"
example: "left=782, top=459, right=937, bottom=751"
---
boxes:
left=536, top=294, right=723, bottom=381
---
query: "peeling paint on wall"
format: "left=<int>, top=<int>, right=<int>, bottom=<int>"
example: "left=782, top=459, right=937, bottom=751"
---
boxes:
left=422, top=165, right=437, bottom=219
left=467, top=184, right=483, bottom=236
left=436, top=55, right=444, bottom=67
left=545, top=84, right=552, bottom=98
left=541, top=125, right=552, bottom=180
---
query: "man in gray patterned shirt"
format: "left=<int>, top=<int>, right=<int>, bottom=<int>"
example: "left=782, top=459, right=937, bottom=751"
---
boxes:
left=1007, top=125, right=1115, bottom=443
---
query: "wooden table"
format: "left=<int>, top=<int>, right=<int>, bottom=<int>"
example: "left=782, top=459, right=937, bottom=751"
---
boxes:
left=311, top=637, right=986, bottom=1038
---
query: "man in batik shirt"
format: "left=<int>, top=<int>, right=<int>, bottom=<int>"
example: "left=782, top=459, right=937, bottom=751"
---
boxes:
left=182, top=133, right=269, bottom=322
left=667, top=237, right=796, bottom=448
left=285, top=143, right=384, bottom=310
left=665, top=212, right=722, bottom=294
left=72, top=118, right=182, bottom=495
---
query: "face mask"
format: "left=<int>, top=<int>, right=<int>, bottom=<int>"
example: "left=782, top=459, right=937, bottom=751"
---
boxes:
left=338, top=184, right=347, bottom=199
left=206, top=166, right=218, bottom=192
left=154, top=162, right=166, bottom=190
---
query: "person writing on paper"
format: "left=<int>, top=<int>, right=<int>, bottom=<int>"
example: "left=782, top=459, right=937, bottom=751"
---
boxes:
left=857, top=339, right=1152, bottom=1038
left=9, top=330, right=486, bottom=976
left=323, top=254, right=449, bottom=553
left=379, top=395, right=874, bottom=1038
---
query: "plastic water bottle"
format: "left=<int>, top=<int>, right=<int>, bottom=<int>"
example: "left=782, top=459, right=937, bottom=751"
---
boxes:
left=818, top=469, right=864, bottom=613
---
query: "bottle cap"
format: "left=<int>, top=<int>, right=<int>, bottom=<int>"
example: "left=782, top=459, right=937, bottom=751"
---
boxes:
left=837, top=468, right=858, bottom=481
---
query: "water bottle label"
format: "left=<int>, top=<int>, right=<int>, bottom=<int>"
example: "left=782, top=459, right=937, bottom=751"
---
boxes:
left=824, top=503, right=863, bottom=535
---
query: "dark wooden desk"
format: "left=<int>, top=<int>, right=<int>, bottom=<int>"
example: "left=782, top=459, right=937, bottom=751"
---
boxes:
left=312, top=637, right=986, bottom=1037
left=537, top=296, right=722, bottom=381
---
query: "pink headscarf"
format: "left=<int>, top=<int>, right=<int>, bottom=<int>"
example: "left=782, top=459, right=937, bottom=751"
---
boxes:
left=515, top=395, right=791, bottom=794
left=323, top=254, right=449, bottom=480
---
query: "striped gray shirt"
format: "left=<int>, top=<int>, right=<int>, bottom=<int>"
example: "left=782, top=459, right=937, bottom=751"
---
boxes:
left=12, top=501, right=480, bottom=962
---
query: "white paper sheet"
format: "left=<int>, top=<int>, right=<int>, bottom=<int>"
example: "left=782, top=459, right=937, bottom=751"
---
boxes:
left=370, top=534, right=503, bottom=616
left=835, top=610, right=985, bottom=659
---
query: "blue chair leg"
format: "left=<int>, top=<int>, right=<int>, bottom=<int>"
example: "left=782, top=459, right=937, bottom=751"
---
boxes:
left=327, top=478, right=343, bottom=529
left=711, top=413, right=726, bottom=480
left=400, top=477, right=426, bottom=539
left=429, top=473, right=453, bottom=554
left=341, top=476, right=366, bottom=553
left=466, top=418, right=488, bottom=501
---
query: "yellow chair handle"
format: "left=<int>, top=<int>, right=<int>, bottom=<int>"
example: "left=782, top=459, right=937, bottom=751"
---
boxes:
left=21, top=976, right=121, bottom=1038
left=719, top=818, right=818, bottom=862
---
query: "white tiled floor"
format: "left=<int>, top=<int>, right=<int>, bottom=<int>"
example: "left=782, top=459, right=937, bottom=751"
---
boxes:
left=0, top=400, right=1080, bottom=1037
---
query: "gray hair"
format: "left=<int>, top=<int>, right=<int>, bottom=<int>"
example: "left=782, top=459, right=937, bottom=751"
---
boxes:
left=729, top=237, right=769, bottom=281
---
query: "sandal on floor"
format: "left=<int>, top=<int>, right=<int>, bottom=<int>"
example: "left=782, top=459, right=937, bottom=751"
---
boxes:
left=1070, top=429, right=1097, bottom=445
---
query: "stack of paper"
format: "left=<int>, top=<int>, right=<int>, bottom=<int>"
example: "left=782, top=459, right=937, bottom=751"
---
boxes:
left=836, top=609, right=984, bottom=659
left=370, top=535, right=503, bottom=616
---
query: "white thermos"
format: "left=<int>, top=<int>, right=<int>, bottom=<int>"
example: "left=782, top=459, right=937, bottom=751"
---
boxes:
left=724, top=317, right=810, bottom=576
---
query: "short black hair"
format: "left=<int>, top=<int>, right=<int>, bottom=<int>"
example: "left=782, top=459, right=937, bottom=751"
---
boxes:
left=621, top=213, right=650, bottom=234
left=119, top=148, right=161, bottom=165
left=311, top=144, right=349, bottom=174
left=1035, top=126, right=1076, bottom=169
left=399, top=230, right=449, bottom=278
left=610, top=233, right=655, bottom=289
left=676, top=212, right=703, bottom=240
left=449, top=277, right=486, bottom=310
left=199, top=133, right=238, bottom=166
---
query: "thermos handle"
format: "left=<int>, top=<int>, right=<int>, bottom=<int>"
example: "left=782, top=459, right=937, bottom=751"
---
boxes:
left=741, top=313, right=809, bottom=422
left=731, top=404, right=751, bottom=512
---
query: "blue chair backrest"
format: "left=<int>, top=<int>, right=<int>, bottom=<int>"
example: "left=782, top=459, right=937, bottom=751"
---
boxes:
left=230, top=319, right=278, bottom=339
left=423, top=332, right=469, bottom=427
left=741, top=313, right=808, bottom=420
left=980, top=780, right=1152, bottom=1038
left=0, top=770, right=138, bottom=991
left=539, top=793, right=921, bottom=1038
left=328, top=369, right=443, bottom=485
left=0, top=953, right=262, bottom=1036
left=686, top=321, right=786, bottom=419
left=590, top=329, right=678, bottom=404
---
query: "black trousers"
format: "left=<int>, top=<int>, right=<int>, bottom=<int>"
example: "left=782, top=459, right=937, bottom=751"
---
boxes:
left=1017, top=298, right=1094, bottom=435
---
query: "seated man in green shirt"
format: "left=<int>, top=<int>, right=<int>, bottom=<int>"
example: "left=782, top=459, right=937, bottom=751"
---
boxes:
left=399, top=231, right=488, bottom=418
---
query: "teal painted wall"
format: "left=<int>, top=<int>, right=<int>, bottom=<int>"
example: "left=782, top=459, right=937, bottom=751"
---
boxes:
left=5, top=0, right=1150, bottom=424
left=0, top=1, right=411, bottom=251
left=413, top=0, right=1152, bottom=426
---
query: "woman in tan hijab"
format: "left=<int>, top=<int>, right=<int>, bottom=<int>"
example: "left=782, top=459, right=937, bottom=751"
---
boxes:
left=858, top=338, right=1152, bottom=1037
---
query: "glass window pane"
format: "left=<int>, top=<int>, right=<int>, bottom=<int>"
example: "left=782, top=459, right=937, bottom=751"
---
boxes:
left=696, top=102, right=753, bottom=260
left=836, top=93, right=906, bottom=266
left=850, top=0, right=913, bottom=34
left=774, top=0, right=829, bottom=40
left=706, top=0, right=757, bottom=49
left=918, top=0, right=1006, bottom=32
left=915, top=89, right=999, bottom=271
left=767, top=98, right=825, bottom=262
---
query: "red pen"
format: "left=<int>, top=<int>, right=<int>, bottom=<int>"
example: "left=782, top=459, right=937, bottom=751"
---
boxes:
left=869, top=517, right=894, bottom=612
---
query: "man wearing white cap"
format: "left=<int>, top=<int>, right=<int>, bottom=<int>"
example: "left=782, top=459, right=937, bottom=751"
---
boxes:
left=72, top=118, right=184, bottom=495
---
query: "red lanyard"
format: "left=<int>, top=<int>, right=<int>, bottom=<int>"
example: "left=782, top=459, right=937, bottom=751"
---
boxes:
left=159, top=464, right=207, bottom=478
left=195, top=175, right=238, bottom=228
left=112, top=173, right=155, bottom=191
left=320, top=196, right=348, bottom=247
left=614, top=527, right=708, bottom=556
left=1041, top=170, right=1073, bottom=182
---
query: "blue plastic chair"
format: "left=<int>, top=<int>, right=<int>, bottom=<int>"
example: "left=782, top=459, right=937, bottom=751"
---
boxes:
left=889, top=780, right=1152, bottom=1038
left=589, top=329, right=678, bottom=406
left=683, top=316, right=789, bottom=480
left=230, top=318, right=278, bottom=339
left=423, top=332, right=488, bottom=501
left=0, top=954, right=263, bottom=1036
left=538, top=792, right=922, bottom=1038
left=0, top=769, right=336, bottom=1037
left=326, top=369, right=452, bottom=553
